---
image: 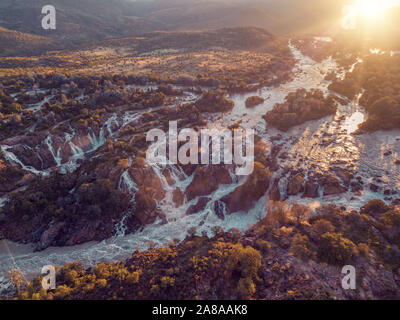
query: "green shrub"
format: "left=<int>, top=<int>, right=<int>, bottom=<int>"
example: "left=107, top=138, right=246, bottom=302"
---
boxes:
left=254, top=239, right=271, bottom=254
left=317, top=233, right=358, bottom=265
left=237, top=277, right=256, bottom=299
left=227, top=244, right=262, bottom=280
left=380, top=210, right=400, bottom=228
left=313, top=219, right=335, bottom=236
left=360, top=199, right=388, bottom=217
left=291, top=233, right=311, bottom=260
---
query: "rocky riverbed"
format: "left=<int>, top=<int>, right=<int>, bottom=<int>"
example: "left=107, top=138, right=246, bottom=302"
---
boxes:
left=1, top=38, right=399, bottom=295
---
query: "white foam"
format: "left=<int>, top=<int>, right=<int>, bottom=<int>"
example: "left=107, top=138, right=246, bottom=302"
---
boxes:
left=1, top=40, right=399, bottom=291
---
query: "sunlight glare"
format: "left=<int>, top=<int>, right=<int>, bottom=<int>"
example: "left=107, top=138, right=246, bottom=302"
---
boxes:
left=343, top=0, right=400, bottom=29
left=356, top=0, right=386, bottom=18
left=342, top=111, right=365, bottom=134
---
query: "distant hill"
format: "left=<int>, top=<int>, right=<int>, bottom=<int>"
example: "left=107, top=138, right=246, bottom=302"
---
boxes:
left=133, top=2, right=281, bottom=33
left=1, top=0, right=399, bottom=56
left=0, top=0, right=349, bottom=45
left=96, top=27, right=285, bottom=54
left=0, top=26, right=61, bottom=56
left=0, top=0, right=140, bottom=43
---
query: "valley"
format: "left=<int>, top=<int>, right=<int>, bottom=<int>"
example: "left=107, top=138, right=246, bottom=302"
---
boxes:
left=1, top=28, right=400, bottom=299
left=0, top=0, right=400, bottom=300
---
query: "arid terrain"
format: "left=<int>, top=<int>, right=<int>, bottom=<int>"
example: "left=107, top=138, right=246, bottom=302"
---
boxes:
left=1, top=1, right=400, bottom=301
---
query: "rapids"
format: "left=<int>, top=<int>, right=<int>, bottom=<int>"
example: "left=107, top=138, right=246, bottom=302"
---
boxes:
left=1, top=39, right=399, bottom=294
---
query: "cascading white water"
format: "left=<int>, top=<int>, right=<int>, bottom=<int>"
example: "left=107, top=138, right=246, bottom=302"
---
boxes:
left=114, top=169, right=139, bottom=236
left=27, top=94, right=54, bottom=112
left=0, top=145, right=47, bottom=176
left=1, top=38, right=400, bottom=295
left=45, top=135, right=62, bottom=167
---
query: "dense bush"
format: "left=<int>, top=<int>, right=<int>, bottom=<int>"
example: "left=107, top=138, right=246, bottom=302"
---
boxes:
left=10, top=196, right=400, bottom=300
left=330, top=54, right=400, bottom=132
left=263, top=89, right=337, bottom=131
left=360, top=199, right=388, bottom=217
left=291, top=233, right=311, bottom=260
left=195, top=90, right=234, bottom=113
left=245, top=96, right=264, bottom=108
left=317, top=233, right=358, bottom=265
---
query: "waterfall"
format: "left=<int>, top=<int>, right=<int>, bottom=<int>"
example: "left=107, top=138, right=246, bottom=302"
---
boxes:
left=45, top=135, right=62, bottom=167
left=0, top=145, right=47, bottom=176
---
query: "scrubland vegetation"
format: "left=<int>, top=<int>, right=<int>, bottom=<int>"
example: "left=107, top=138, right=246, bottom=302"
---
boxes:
left=263, top=89, right=338, bottom=131
left=0, top=27, right=294, bottom=93
left=1, top=21, right=400, bottom=301
left=328, top=49, right=400, bottom=132
left=0, top=34, right=292, bottom=249
left=10, top=199, right=400, bottom=300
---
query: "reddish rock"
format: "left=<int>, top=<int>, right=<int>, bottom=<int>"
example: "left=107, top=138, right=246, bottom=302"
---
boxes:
left=303, top=179, right=319, bottom=198
left=370, top=184, right=379, bottom=193
left=269, top=178, right=281, bottom=201
left=332, top=167, right=353, bottom=186
left=173, top=188, right=184, bottom=207
left=213, top=201, right=225, bottom=220
left=162, top=168, right=175, bottom=186
left=64, top=220, right=105, bottom=246
left=37, top=222, right=65, bottom=250
left=222, top=162, right=271, bottom=214
left=179, top=164, right=197, bottom=177
left=9, top=144, right=41, bottom=170
left=129, top=165, right=165, bottom=201
left=351, top=181, right=363, bottom=192
left=133, top=189, right=160, bottom=225
left=320, top=174, right=347, bottom=196
left=73, top=132, right=92, bottom=152
left=186, top=197, right=210, bottom=215
left=185, top=165, right=232, bottom=201
left=245, top=96, right=264, bottom=108
left=287, top=174, right=304, bottom=196
left=60, top=143, right=73, bottom=164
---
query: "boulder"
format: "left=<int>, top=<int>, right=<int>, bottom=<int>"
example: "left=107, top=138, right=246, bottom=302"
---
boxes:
left=303, top=179, right=319, bottom=198
left=129, top=165, right=165, bottom=201
left=269, top=178, right=281, bottom=201
left=320, top=174, right=347, bottom=196
left=173, top=188, right=184, bottom=207
left=351, top=181, right=363, bottom=192
left=287, top=174, right=304, bottom=196
left=16, top=173, right=36, bottom=188
left=331, top=167, right=353, bottom=186
left=213, top=201, right=225, bottom=220
left=245, top=96, right=264, bottom=108
left=134, top=189, right=160, bottom=225
left=221, top=162, right=271, bottom=213
left=186, top=197, right=210, bottom=215
left=370, top=184, right=379, bottom=193
left=185, top=165, right=231, bottom=201
left=36, top=222, right=65, bottom=250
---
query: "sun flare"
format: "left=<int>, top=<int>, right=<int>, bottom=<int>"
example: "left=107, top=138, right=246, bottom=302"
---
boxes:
left=354, top=0, right=400, bottom=19
left=355, top=0, right=387, bottom=18
left=342, top=0, right=400, bottom=29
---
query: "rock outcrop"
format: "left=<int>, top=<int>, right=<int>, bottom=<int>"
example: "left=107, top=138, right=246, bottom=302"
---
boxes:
left=222, top=162, right=271, bottom=213
left=245, top=96, right=264, bottom=108
left=263, top=89, right=337, bottom=131
left=185, top=165, right=232, bottom=201
left=287, top=174, right=304, bottom=196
